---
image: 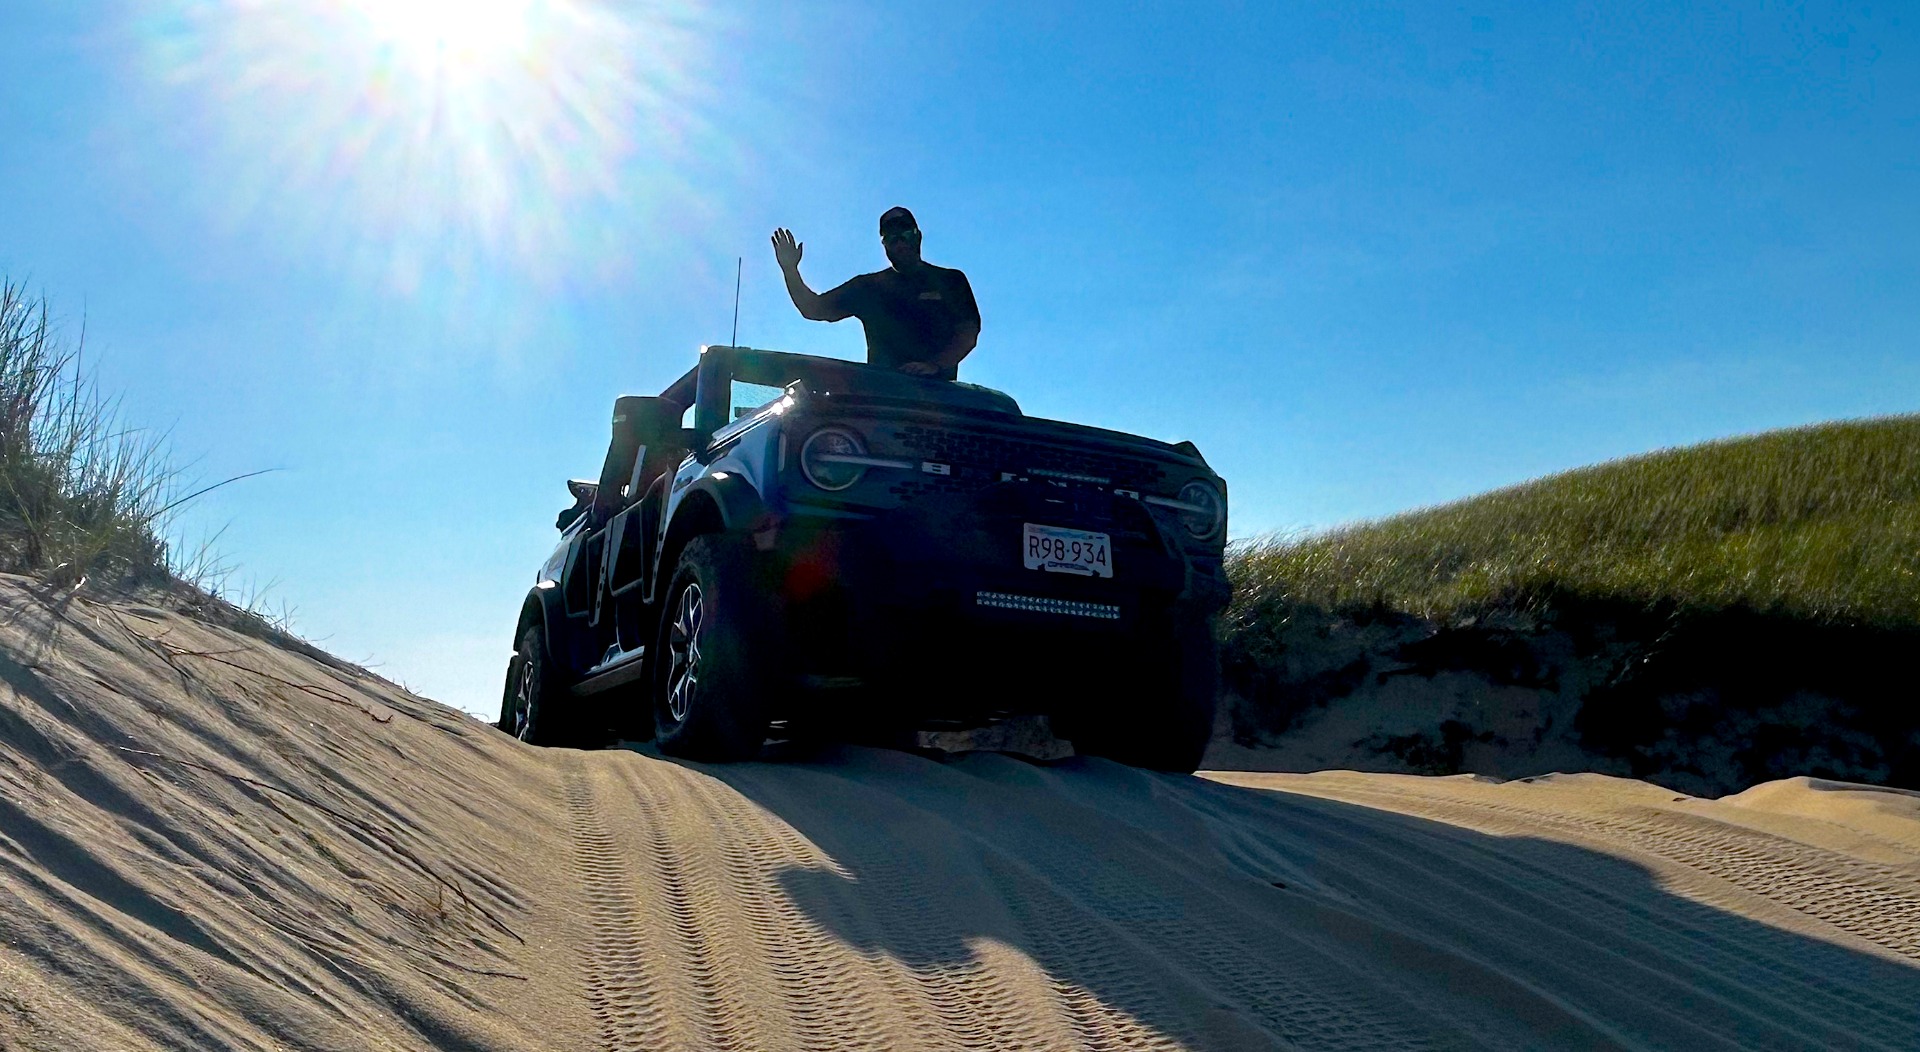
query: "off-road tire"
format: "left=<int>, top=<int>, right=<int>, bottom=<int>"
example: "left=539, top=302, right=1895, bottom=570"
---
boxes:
left=495, top=654, right=520, bottom=733
left=652, top=533, right=780, bottom=762
left=504, top=623, right=585, bottom=747
left=1067, top=617, right=1218, bottom=773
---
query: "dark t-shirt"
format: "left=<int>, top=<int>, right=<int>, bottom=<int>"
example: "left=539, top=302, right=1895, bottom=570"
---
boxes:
left=818, top=264, right=980, bottom=381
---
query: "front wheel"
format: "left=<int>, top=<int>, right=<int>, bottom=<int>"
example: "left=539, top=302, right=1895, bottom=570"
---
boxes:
left=503, top=623, right=584, bottom=746
left=1066, top=616, right=1219, bottom=773
left=652, top=534, right=780, bottom=762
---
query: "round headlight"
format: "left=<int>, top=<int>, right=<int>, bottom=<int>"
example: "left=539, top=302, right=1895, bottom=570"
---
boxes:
left=1176, top=479, right=1225, bottom=540
left=800, top=427, right=868, bottom=491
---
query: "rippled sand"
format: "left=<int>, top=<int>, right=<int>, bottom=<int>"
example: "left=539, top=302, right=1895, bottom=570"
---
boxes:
left=2, top=579, right=1915, bottom=1050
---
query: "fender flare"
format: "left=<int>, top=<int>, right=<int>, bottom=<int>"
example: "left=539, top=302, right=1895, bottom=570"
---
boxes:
left=515, top=582, right=580, bottom=674
left=690, top=471, right=770, bottom=532
left=650, top=473, right=770, bottom=604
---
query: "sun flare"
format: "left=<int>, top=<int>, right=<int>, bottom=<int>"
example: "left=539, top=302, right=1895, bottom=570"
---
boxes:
left=351, top=0, right=533, bottom=67
left=137, top=0, right=724, bottom=287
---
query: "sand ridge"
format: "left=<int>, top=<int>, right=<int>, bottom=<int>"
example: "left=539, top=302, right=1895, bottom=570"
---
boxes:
left=1, top=578, right=1917, bottom=1050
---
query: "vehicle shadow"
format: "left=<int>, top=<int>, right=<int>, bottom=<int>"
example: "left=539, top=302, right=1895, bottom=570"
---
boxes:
left=691, top=745, right=1920, bottom=1051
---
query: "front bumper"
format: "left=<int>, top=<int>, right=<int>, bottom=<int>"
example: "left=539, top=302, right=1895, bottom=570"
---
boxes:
left=767, top=481, right=1230, bottom=682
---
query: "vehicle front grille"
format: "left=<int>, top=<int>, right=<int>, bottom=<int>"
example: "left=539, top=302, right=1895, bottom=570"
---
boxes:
left=884, top=472, right=980, bottom=503
left=892, top=426, right=1170, bottom=492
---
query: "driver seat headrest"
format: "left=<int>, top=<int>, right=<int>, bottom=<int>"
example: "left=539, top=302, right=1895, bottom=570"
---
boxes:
left=597, top=395, right=688, bottom=514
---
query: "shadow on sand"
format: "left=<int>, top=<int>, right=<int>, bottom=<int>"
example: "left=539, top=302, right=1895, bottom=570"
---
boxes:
left=682, top=745, right=1920, bottom=1051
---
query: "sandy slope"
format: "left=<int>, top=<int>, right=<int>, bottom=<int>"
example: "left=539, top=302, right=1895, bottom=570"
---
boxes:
left=1, top=579, right=1916, bottom=1050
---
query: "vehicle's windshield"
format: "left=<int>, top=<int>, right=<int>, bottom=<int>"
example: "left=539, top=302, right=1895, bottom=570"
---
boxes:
left=730, top=381, right=786, bottom=420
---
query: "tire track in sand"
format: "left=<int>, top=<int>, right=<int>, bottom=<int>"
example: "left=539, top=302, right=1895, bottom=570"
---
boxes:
left=666, top=768, right=897, bottom=1052
left=1199, top=775, right=1920, bottom=1048
left=1294, top=780, right=1920, bottom=962
left=564, top=764, right=669, bottom=1051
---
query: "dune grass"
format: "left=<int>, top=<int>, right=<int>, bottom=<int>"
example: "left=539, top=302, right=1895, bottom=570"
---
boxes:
left=0, top=278, right=286, bottom=616
left=1227, top=415, right=1920, bottom=629
left=0, top=278, right=184, bottom=586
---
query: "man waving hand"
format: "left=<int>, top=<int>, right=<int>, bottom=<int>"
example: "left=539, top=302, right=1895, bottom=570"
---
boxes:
left=772, top=207, right=980, bottom=380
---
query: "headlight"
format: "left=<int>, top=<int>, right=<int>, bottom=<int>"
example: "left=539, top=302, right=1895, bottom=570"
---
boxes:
left=1177, top=480, right=1225, bottom=540
left=800, top=427, right=868, bottom=491
left=1170, top=479, right=1225, bottom=540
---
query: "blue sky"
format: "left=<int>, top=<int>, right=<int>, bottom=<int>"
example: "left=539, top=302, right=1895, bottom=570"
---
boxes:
left=3, top=0, right=1915, bottom=715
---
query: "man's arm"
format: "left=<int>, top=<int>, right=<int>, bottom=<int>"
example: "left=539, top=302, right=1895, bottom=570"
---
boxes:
left=929, top=270, right=981, bottom=370
left=771, top=228, right=853, bottom=322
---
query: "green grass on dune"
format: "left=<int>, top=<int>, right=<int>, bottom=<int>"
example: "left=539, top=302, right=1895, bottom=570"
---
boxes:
left=1228, top=415, right=1920, bottom=628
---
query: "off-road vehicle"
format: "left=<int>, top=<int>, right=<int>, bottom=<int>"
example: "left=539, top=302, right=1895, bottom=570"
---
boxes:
left=498, top=345, right=1230, bottom=771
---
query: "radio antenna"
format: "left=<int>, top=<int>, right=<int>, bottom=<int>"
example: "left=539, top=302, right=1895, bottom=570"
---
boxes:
left=729, top=256, right=742, bottom=347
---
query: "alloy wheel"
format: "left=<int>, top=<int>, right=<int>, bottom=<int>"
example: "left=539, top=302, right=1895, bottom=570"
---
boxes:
left=666, top=582, right=705, bottom=723
left=513, top=651, right=536, bottom=741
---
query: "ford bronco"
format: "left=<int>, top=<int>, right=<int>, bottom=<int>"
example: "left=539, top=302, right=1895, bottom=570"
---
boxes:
left=498, top=345, right=1230, bottom=771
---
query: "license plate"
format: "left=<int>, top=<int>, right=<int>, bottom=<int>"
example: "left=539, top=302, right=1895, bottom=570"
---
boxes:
left=1023, top=523, right=1112, bottom=578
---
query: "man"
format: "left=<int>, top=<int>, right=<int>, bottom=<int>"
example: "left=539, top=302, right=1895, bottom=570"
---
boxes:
left=771, top=207, right=980, bottom=380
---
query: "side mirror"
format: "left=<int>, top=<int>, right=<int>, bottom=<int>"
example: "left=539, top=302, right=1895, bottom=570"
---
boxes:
left=559, top=479, right=597, bottom=530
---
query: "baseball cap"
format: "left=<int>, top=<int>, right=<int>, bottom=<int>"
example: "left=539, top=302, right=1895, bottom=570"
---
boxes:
left=879, top=206, right=918, bottom=234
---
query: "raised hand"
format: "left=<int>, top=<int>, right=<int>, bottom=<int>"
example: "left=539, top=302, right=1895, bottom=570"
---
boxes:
left=771, top=228, right=804, bottom=272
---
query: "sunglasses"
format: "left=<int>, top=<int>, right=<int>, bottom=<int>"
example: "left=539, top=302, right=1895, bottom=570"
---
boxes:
left=880, top=227, right=920, bottom=241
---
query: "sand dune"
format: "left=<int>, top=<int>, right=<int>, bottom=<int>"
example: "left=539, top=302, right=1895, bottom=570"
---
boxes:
left=1, top=577, right=1916, bottom=1050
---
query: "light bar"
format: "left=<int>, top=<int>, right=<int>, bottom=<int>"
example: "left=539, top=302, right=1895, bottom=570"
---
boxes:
left=976, top=591, right=1122, bottom=620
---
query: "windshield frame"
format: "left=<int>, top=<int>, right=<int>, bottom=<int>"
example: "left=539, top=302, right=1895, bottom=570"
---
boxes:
left=672, top=346, right=1020, bottom=436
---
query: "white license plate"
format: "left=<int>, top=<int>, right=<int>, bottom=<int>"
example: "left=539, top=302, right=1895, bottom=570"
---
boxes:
left=1023, top=523, right=1112, bottom=578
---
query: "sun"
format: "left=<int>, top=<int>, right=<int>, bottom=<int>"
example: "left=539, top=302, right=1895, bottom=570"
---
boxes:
left=137, top=0, right=727, bottom=287
left=350, top=0, right=534, bottom=68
